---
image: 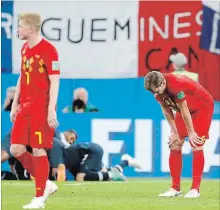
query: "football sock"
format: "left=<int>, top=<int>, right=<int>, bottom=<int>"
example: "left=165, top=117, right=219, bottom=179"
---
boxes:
left=34, top=156, right=49, bottom=197
left=115, top=160, right=129, bottom=173
left=192, top=150, right=204, bottom=191
left=102, top=172, right=110, bottom=180
left=84, top=171, right=110, bottom=181
left=16, top=151, right=35, bottom=177
left=169, top=150, right=182, bottom=191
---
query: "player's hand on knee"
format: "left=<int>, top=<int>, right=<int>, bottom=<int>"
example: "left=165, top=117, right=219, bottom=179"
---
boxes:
left=48, top=109, right=59, bottom=129
left=189, top=131, right=204, bottom=148
left=168, top=131, right=181, bottom=148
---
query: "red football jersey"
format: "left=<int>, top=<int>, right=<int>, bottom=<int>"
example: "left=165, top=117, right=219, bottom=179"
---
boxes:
left=155, top=73, right=213, bottom=113
left=19, top=38, right=60, bottom=113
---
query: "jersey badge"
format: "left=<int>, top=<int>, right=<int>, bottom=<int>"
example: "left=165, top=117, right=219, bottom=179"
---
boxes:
left=52, top=61, right=60, bottom=71
left=177, top=91, right=185, bottom=100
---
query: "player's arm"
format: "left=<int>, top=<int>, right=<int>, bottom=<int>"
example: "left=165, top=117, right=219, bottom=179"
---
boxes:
left=57, top=164, right=66, bottom=181
left=176, top=101, right=194, bottom=134
left=174, top=90, right=202, bottom=147
left=176, top=101, right=203, bottom=147
left=12, top=76, right=21, bottom=106
left=48, top=75, right=59, bottom=111
left=12, top=43, right=27, bottom=110
left=160, top=105, right=178, bottom=134
left=48, top=138, right=66, bottom=181
left=155, top=93, right=178, bottom=134
left=46, top=45, right=60, bottom=128
left=10, top=76, right=21, bottom=122
left=172, top=89, right=195, bottom=135
left=51, top=164, right=66, bottom=182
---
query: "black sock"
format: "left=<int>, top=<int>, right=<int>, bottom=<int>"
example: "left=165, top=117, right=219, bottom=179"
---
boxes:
left=119, top=160, right=129, bottom=168
left=102, top=172, right=110, bottom=181
left=84, top=171, right=99, bottom=181
left=115, top=160, right=129, bottom=173
left=84, top=171, right=110, bottom=181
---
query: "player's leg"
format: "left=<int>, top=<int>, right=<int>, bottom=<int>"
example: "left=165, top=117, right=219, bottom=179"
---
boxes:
left=158, top=139, right=184, bottom=197
left=184, top=105, right=214, bottom=198
left=10, top=114, right=35, bottom=177
left=76, top=142, right=105, bottom=181
left=29, top=114, right=57, bottom=200
left=22, top=147, right=49, bottom=209
left=114, top=154, right=142, bottom=173
left=77, top=143, right=125, bottom=181
left=32, top=148, right=50, bottom=196
left=23, top=113, right=57, bottom=209
left=183, top=146, right=204, bottom=198
left=76, top=170, right=110, bottom=181
left=158, top=113, right=185, bottom=197
left=76, top=168, right=126, bottom=182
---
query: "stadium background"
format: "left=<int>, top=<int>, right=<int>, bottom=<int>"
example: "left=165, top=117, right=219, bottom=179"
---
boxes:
left=1, top=0, right=219, bottom=180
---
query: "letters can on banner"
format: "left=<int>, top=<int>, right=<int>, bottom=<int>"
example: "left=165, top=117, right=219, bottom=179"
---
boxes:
left=138, top=1, right=203, bottom=76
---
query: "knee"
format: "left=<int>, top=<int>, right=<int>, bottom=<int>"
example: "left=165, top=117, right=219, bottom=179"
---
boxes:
left=10, top=144, right=26, bottom=157
left=170, top=141, right=183, bottom=151
left=76, top=173, right=85, bottom=181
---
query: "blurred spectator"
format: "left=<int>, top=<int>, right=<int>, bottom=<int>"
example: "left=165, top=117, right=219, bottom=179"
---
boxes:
left=3, top=86, right=16, bottom=112
left=170, top=52, right=198, bottom=82
left=62, top=87, right=98, bottom=113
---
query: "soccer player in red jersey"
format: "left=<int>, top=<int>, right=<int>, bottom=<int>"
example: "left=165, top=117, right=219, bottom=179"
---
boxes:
left=144, top=71, right=214, bottom=198
left=10, top=13, right=60, bottom=209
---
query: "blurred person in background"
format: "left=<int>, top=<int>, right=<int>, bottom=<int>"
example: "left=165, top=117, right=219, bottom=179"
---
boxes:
left=1, top=129, right=77, bottom=181
left=170, top=52, right=198, bottom=82
left=48, top=129, right=78, bottom=181
left=62, top=87, right=98, bottom=113
left=49, top=138, right=141, bottom=182
left=3, top=86, right=16, bottom=111
left=1, top=131, right=31, bottom=181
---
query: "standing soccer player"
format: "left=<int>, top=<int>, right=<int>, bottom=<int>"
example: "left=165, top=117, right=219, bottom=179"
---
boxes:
left=10, top=13, right=60, bottom=209
left=144, top=71, right=214, bottom=198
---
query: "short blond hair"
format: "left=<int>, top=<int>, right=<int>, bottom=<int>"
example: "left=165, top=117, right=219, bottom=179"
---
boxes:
left=144, top=71, right=164, bottom=91
left=18, top=12, right=41, bottom=32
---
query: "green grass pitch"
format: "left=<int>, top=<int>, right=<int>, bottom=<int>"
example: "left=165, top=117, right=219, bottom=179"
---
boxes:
left=2, top=179, right=219, bottom=210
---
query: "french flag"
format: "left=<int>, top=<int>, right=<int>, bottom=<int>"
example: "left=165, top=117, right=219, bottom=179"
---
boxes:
left=199, top=1, right=220, bottom=101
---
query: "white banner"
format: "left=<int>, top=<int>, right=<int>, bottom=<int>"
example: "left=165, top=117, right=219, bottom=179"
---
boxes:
left=12, top=0, right=138, bottom=78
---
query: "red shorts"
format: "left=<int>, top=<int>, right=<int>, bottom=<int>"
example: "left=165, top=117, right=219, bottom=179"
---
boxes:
left=11, top=110, right=54, bottom=149
left=175, top=104, right=214, bottom=145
